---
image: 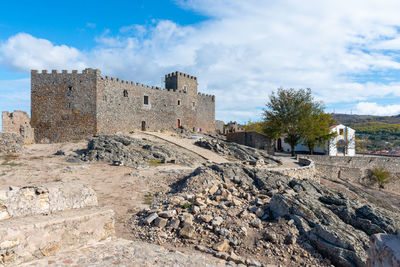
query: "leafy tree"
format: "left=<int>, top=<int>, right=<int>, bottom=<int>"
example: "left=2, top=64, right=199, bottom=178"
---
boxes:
left=244, top=120, right=265, bottom=135
left=370, top=166, right=390, bottom=189
left=263, top=88, right=324, bottom=156
left=302, top=112, right=337, bottom=154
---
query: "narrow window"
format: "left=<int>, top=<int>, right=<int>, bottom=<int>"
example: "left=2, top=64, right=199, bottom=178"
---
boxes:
left=144, top=95, right=149, bottom=105
left=67, top=103, right=71, bottom=108
left=339, top=129, right=344, bottom=135
left=123, top=90, right=128, bottom=97
left=68, top=86, right=74, bottom=91
left=192, top=102, right=195, bottom=107
left=177, top=100, right=181, bottom=106
left=103, top=95, right=107, bottom=101
left=183, top=85, right=187, bottom=93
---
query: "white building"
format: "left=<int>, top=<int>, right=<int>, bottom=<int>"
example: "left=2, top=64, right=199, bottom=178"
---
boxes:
left=276, top=124, right=355, bottom=156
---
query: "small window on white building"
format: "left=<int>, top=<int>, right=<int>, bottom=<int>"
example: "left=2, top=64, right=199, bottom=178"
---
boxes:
left=339, top=129, right=344, bottom=135
left=144, top=95, right=149, bottom=105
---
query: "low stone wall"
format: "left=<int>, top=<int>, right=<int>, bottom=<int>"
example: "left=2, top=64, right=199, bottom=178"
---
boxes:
left=0, top=182, right=98, bottom=220
left=302, top=155, right=400, bottom=192
left=270, top=158, right=317, bottom=181
left=367, top=233, right=400, bottom=267
left=0, top=132, right=23, bottom=153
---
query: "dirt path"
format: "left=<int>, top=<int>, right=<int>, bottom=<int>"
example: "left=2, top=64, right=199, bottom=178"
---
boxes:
left=143, top=132, right=230, bottom=164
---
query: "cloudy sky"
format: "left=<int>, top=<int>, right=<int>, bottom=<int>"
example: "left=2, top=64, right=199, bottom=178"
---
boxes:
left=2, top=0, right=400, bottom=129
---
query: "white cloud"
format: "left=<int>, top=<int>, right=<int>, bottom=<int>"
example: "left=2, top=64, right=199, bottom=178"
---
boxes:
left=355, top=102, right=400, bottom=116
left=0, top=33, right=86, bottom=72
left=3, top=1, right=400, bottom=122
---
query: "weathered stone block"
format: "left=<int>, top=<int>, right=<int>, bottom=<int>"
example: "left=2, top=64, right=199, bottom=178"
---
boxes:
left=2, top=182, right=97, bottom=220
left=0, top=207, right=114, bottom=265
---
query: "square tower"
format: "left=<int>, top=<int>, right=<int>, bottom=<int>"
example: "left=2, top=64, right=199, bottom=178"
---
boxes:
left=165, top=71, right=198, bottom=96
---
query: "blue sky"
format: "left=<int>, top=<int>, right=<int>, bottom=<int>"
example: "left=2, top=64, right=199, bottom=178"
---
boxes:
left=2, top=0, right=400, bottom=130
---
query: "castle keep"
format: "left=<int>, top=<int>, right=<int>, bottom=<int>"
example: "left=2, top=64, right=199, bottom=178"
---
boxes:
left=31, top=69, right=215, bottom=143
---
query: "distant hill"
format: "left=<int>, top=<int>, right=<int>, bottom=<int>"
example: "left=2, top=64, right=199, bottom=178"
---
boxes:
left=331, top=113, right=400, bottom=152
left=332, top=113, right=400, bottom=124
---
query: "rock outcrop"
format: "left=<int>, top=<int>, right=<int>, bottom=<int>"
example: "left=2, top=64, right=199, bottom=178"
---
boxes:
left=195, top=138, right=281, bottom=166
left=367, top=232, right=400, bottom=267
left=80, top=135, right=200, bottom=168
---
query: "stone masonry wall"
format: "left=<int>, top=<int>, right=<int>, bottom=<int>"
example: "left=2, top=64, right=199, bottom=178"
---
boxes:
left=271, top=158, right=317, bottom=181
left=31, top=69, right=98, bottom=143
left=32, top=69, right=215, bottom=143
left=2, top=111, right=34, bottom=144
left=302, top=155, right=400, bottom=192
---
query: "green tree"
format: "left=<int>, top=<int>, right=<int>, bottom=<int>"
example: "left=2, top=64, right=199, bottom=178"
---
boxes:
left=302, top=111, right=337, bottom=154
left=263, top=88, right=332, bottom=156
left=244, top=120, right=265, bottom=135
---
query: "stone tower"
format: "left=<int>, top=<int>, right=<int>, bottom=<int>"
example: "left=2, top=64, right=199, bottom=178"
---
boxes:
left=165, top=72, right=198, bottom=96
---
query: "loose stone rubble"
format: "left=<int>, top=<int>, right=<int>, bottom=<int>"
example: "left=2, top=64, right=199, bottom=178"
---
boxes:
left=0, top=133, right=24, bottom=153
left=129, top=162, right=400, bottom=267
left=194, top=138, right=281, bottom=166
left=80, top=135, right=201, bottom=168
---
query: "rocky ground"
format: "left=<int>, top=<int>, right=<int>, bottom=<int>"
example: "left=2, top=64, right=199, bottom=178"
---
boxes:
left=0, top=133, right=399, bottom=266
left=129, top=162, right=400, bottom=267
left=80, top=134, right=201, bottom=168
left=194, top=138, right=281, bottom=167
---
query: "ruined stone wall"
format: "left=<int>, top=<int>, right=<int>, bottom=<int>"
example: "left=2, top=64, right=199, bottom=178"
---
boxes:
left=302, top=155, right=400, bottom=192
left=31, top=69, right=99, bottom=143
left=2, top=111, right=34, bottom=144
left=0, top=132, right=23, bottom=153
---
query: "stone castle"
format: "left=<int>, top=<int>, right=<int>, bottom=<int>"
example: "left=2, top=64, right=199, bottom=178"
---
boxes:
left=30, top=68, right=215, bottom=143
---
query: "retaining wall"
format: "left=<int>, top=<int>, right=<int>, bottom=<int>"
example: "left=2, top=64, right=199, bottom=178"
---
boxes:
left=302, top=155, right=400, bottom=192
left=270, top=158, right=317, bottom=182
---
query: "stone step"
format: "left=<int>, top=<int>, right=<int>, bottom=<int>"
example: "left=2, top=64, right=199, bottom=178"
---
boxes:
left=0, top=207, right=114, bottom=266
left=19, top=238, right=229, bottom=267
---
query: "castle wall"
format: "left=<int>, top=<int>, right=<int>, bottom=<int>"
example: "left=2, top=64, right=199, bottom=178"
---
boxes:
left=31, top=69, right=99, bottom=143
left=31, top=69, right=215, bottom=142
left=196, top=93, right=215, bottom=133
left=96, top=72, right=214, bottom=134
left=2, top=111, right=34, bottom=144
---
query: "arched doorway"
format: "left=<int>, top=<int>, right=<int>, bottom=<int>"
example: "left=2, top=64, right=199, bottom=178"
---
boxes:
left=277, top=138, right=282, bottom=151
left=177, top=119, right=181, bottom=128
left=141, top=121, right=146, bottom=131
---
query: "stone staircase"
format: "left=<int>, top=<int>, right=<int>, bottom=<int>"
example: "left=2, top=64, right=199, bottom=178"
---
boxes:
left=0, top=182, right=228, bottom=266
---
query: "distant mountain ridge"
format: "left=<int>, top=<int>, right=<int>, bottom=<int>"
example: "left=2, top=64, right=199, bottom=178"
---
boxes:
left=332, top=113, right=400, bottom=125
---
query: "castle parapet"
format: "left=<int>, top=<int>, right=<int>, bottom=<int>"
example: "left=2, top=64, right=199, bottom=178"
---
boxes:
left=165, top=71, right=197, bottom=80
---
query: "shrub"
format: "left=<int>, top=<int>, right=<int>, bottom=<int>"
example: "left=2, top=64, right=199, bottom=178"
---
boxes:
left=370, top=166, right=390, bottom=189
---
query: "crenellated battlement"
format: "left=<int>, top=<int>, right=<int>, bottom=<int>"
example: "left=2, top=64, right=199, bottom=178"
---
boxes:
left=31, top=68, right=101, bottom=75
left=165, top=71, right=197, bottom=80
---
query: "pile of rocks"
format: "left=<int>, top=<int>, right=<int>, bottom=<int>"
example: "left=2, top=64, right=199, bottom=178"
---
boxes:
left=0, top=132, right=23, bottom=153
left=80, top=135, right=200, bottom=168
left=129, top=163, right=400, bottom=267
left=194, top=138, right=281, bottom=167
